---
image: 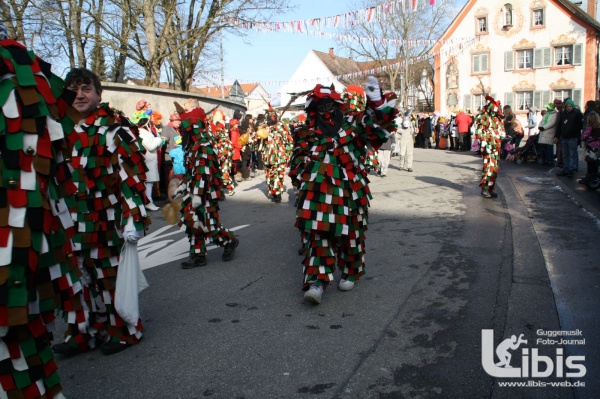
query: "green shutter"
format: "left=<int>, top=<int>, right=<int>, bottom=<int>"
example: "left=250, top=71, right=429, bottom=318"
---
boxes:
left=533, top=90, right=542, bottom=110
left=573, top=43, right=583, bottom=66
left=473, top=54, right=480, bottom=73
left=482, top=54, right=489, bottom=72
left=504, top=92, right=514, bottom=108
left=533, top=48, right=543, bottom=69
left=572, top=88, right=582, bottom=108
left=542, top=90, right=551, bottom=107
left=463, top=94, right=472, bottom=111
left=543, top=47, right=552, bottom=67
left=505, top=51, right=514, bottom=71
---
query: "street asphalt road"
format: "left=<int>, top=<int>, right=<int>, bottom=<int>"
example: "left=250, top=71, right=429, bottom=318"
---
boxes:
left=53, top=147, right=599, bottom=399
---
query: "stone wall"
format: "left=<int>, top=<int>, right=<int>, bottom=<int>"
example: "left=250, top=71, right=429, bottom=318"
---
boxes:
left=101, top=82, right=247, bottom=126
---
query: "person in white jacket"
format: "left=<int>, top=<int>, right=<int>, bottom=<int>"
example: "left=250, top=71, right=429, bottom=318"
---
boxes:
left=138, top=117, right=164, bottom=210
left=397, top=110, right=416, bottom=172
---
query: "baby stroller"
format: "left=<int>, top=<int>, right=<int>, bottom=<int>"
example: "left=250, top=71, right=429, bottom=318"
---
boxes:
left=514, top=134, right=545, bottom=165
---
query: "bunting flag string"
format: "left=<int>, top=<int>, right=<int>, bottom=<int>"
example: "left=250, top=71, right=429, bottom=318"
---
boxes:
left=195, top=36, right=478, bottom=88
left=227, top=0, right=438, bottom=34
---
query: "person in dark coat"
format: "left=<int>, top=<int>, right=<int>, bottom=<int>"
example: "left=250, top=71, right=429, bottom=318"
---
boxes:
left=554, top=98, right=583, bottom=178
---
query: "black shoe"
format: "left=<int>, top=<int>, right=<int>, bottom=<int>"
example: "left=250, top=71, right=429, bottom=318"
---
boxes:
left=489, top=191, right=498, bottom=198
left=101, top=342, right=131, bottom=355
left=273, top=194, right=282, bottom=203
left=222, top=238, right=239, bottom=262
left=407, top=168, right=413, bottom=172
left=298, top=247, right=305, bottom=256
left=181, top=256, right=207, bottom=269
left=52, top=342, right=82, bottom=356
left=481, top=189, right=492, bottom=198
left=556, top=170, right=568, bottom=176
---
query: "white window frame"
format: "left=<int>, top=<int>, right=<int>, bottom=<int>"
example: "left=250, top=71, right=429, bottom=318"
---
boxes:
left=473, top=94, right=486, bottom=111
left=532, top=8, right=544, bottom=26
left=472, top=53, right=489, bottom=74
left=553, top=90, right=572, bottom=102
left=554, top=45, right=572, bottom=66
left=516, top=49, right=533, bottom=69
left=516, top=91, right=533, bottom=111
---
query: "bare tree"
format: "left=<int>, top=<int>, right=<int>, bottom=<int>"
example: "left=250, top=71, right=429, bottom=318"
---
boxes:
left=4, top=0, right=292, bottom=90
left=339, top=0, right=455, bottom=110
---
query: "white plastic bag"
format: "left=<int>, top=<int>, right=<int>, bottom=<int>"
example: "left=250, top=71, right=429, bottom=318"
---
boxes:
left=115, top=241, right=149, bottom=326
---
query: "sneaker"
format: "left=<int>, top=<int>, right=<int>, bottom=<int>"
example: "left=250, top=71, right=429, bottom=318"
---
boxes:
left=101, top=341, right=132, bottom=355
left=228, top=189, right=235, bottom=196
left=303, top=284, right=323, bottom=304
left=52, top=342, right=82, bottom=356
left=273, top=194, right=282, bottom=203
left=146, top=203, right=160, bottom=211
left=338, top=279, right=355, bottom=291
left=181, top=256, right=207, bottom=269
left=235, top=173, right=243, bottom=182
left=481, top=189, right=492, bottom=198
left=250, top=172, right=256, bottom=178
left=222, top=238, right=239, bottom=262
left=407, top=168, right=413, bottom=172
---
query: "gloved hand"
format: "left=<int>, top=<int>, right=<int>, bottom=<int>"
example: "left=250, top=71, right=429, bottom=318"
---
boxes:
left=123, top=230, right=142, bottom=243
left=172, top=183, right=186, bottom=199
left=365, top=76, right=382, bottom=102
left=192, top=195, right=202, bottom=209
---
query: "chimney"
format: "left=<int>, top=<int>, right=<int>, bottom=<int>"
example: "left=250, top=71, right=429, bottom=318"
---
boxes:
left=588, top=0, right=597, bottom=19
left=329, top=48, right=334, bottom=57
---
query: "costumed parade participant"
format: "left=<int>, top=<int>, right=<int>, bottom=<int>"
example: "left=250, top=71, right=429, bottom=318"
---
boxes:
left=397, top=109, right=416, bottom=172
left=172, top=103, right=239, bottom=269
left=0, top=28, right=83, bottom=399
left=474, top=95, right=505, bottom=198
left=260, top=106, right=293, bottom=203
left=52, top=68, right=151, bottom=356
left=288, top=77, right=398, bottom=304
left=213, top=120, right=236, bottom=196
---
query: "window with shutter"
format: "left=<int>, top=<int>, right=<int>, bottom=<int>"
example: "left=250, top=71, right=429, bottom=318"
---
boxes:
left=573, top=43, right=583, bottom=65
left=472, top=53, right=489, bottom=74
left=505, top=51, right=514, bottom=71
left=572, top=89, right=582, bottom=108
left=463, top=94, right=472, bottom=110
left=543, top=48, right=552, bottom=67
left=504, top=92, right=514, bottom=108
left=542, top=91, right=551, bottom=106
left=533, top=91, right=542, bottom=110
left=473, top=54, right=480, bottom=73
left=533, top=48, right=543, bottom=69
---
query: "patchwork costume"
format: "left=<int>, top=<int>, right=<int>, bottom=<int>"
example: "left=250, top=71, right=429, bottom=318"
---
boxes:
left=213, top=123, right=235, bottom=195
left=58, top=103, right=150, bottom=349
left=0, top=39, right=82, bottom=398
left=474, top=96, right=505, bottom=197
left=261, top=108, right=293, bottom=202
left=175, top=106, right=238, bottom=267
left=288, top=80, right=398, bottom=303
